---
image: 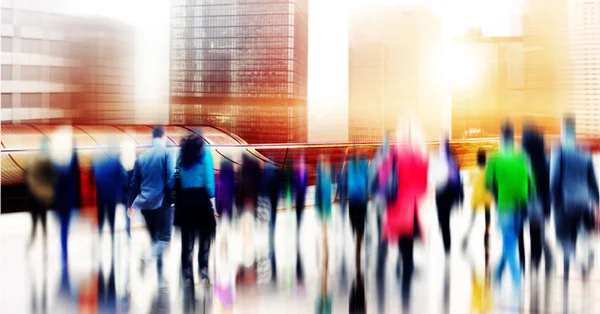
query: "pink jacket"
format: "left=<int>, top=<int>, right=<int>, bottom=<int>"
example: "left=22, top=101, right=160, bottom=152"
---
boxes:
left=379, top=148, right=429, bottom=241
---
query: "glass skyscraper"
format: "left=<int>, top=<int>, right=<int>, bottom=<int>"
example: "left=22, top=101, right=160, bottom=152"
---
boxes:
left=170, top=0, right=308, bottom=143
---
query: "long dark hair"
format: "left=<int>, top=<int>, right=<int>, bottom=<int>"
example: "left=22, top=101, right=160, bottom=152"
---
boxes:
left=179, top=133, right=205, bottom=170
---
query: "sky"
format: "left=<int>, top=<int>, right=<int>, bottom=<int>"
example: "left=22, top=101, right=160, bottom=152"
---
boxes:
left=62, top=0, right=523, bottom=141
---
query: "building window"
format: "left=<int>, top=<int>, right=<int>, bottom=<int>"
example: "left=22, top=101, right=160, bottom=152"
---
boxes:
left=21, top=65, right=42, bottom=81
left=1, top=8, right=12, bottom=24
left=21, top=38, right=42, bottom=54
left=1, top=93, right=12, bottom=108
left=1, top=37, right=12, bottom=52
left=1, top=65, right=12, bottom=80
left=21, top=93, right=42, bottom=108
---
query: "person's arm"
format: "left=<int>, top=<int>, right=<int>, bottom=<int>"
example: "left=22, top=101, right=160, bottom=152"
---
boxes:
left=526, top=156, right=537, bottom=198
left=485, top=157, right=494, bottom=193
left=587, top=157, right=599, bottom=206
left=166, top=149, right=176, bottom=193
left=315, top=164, right=322, bottom=210
left=204, top=146, right=216, bottom=198
left=549, top=149, right=560, bottom=205
left=128, top=160, right=140, bottom=209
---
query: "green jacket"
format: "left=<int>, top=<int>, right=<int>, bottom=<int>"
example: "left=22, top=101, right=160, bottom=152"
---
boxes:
left=485, top=150, right=536, bottom=214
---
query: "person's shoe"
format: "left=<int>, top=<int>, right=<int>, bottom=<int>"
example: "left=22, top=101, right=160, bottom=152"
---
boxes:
left=200, top=268, right=211, bottom=286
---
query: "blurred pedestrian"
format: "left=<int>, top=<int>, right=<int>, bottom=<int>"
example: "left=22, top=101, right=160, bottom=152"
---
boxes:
left=51, top=126, right=80, bottom=267
left=294, top=155, right=308, bottom=235
left=175, top=132, right=216, bottom=284
left=379, top=116, right=429, bottom=309
left=372, top=132, right=390, bottom=278
left=550, top=115, right=599, bottom=283
left=120, top=138, right=137, bottom=239
left=25, top=138, right=56, bottom=251
left=432, top=136, right=464, bottom=256
left=522, top=122, right=554, bottom=275
left=92, top=137, right=128, bottom=251
left=263, top=162, right=281, bottom=251
left=217, top=158, right=235, bottom=221
left=316, top=155, right=332, bottom=264
left=347, top=150, right=369, bottom=272
left=128, top=126, right=175, bottom=285
left=462, top=148, right=493, bottom=264
left=486, top=120, right=534, bottom=291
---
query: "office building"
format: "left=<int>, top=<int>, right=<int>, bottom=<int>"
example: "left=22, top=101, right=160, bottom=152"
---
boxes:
left=523, top=0, right=569, bottom=135
left=1, top=2, right=135, bottom=124
left=169, top=0, right=308, bottom=144
left=451, top=29, right=524, bottom=139
left=348, top=5, right=444, bottom=142
left=567, top=0, right=600, bottom=136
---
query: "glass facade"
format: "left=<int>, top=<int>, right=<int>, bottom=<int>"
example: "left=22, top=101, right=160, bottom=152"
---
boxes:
left=170, top=0, right=308, bottom=143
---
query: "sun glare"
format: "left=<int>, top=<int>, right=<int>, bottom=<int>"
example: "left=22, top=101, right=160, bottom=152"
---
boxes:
left=446, top=45, right=478, bottom=87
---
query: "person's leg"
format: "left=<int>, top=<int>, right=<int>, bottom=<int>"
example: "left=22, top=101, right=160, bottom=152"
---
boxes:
left=154, top=206, right=174, bottom=275
left=269, top=194, right=278, bottom=251
left=530, top=223, right=542, bottom=271
left=399, top=237, right=414, bottom=309
left=462, top=211, right=477, bottom=250
left=484, top=206, right=491, bottom=265
left=518, top=216, right=526, bottom=272
left=98, top=197, right=107, bottom=236
left=40, top=208, right=47, bottom=251
left=437, top=204, right=451, bottom=255
left=141, top=209, right=156, bottom=264
left=198, top=232, right=212, bottom=280
left=59, top=208, right=72, bottom=265
left=107, top=200, right=117, bottom=248
left=499, top=213, right=521, bottom=289
left=181, top=225, right=194, bottom=280
left=28, top=200, right=39, bottom=248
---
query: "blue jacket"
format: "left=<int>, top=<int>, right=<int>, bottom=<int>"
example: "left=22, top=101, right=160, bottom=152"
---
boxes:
left=93, top=153, right=128, bottom=203
left=316, top=162, right=332, bottom=212
left=178, top=145, right=215, bottom=197
left=129, top=139, right=175, bottom=210
left=347, top=157, right=369, bottom=205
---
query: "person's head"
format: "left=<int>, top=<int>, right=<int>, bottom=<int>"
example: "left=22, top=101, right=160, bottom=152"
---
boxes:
left=382, top=130, right=390, bottom=151
left=439, top=134, right=450, bottom=158
left=500, top=120, right=514, bottom=151
left=152, top=126, right=167, bottom=146
left=51, top=126, right=74, bottom=166
left=179, top=133, right=205, bottom=169
left=562, top=114, right=576, bottom=147
left=477, top=148, right=486, bottom=168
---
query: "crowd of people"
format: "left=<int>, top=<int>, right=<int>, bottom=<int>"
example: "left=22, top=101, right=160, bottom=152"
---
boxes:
left=22, top=115, right=600, bottom=312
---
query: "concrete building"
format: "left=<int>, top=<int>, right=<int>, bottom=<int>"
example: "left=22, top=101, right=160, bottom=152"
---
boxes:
left=451, top=29, right=524, bottom=139
left=348, top=5, right=444, bottom=142
left=0, top=1, right=135, bottom=124
left=169, top=0, right=308, bottom=144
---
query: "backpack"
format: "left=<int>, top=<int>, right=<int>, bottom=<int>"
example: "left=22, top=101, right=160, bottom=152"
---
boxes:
left=560, top=149, right=592, bottom=218
left=385, top=151, right=399, bottom=204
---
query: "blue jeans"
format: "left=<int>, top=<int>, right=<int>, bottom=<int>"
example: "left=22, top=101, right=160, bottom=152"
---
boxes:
left=496, top=211, right=522, bottom=289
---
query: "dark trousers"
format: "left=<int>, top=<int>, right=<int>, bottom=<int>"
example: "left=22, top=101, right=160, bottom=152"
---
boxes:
left=58, top=208, right=72, bottom=265
left=436, top=205, right=452, bottom=254
left=142, top=206, right=174, bottom=273
left=530, top=223, right=542, bottom=269
left=28, top=194, right=47, bottom=245
left=518, top=219, right=525, bottom=272
left=296, top=195, right=305, bottom=230
left=181, top=225, right=211, bottom=279
left=269, top=192, right=279, bottom=250
left=399, top=237, right=414, bottom=308
left=97, top=197, right=116, bottom=240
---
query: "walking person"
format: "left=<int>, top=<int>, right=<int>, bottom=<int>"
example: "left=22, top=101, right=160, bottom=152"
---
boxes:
left=432, top=137, right=464, bottom=257
left=121, top=138, right=137, bottom=239
left=92, top=138, right=128, bottom=251
left=379, top=117, right=429, bottom=310
left=175, top=133, right=216, bottom=285
left=51, top=126, right=81, bottom=267
left=316, top=155, right=333, bottom=267
left=294, top=155, right=308, bottom=236
left=462, top=149, right=493, bottom=264
left=25, top=138, right=56, bottom=252
left=550, top=115, right=599, bottom=284
left=372, top=132, right=392, bottom=278
left=263, top=162, right=281, bottom=252
left=522, top=122, right=554, bottom=275
left=128, top=126, right=175, bottom=285
left=347, top=150, right=369, bottom=273
left=486, top=121, right=535, bottom=292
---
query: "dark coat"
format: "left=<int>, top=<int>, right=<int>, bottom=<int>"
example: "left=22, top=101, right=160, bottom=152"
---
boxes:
left=522, top=129, right=551, bottom=216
